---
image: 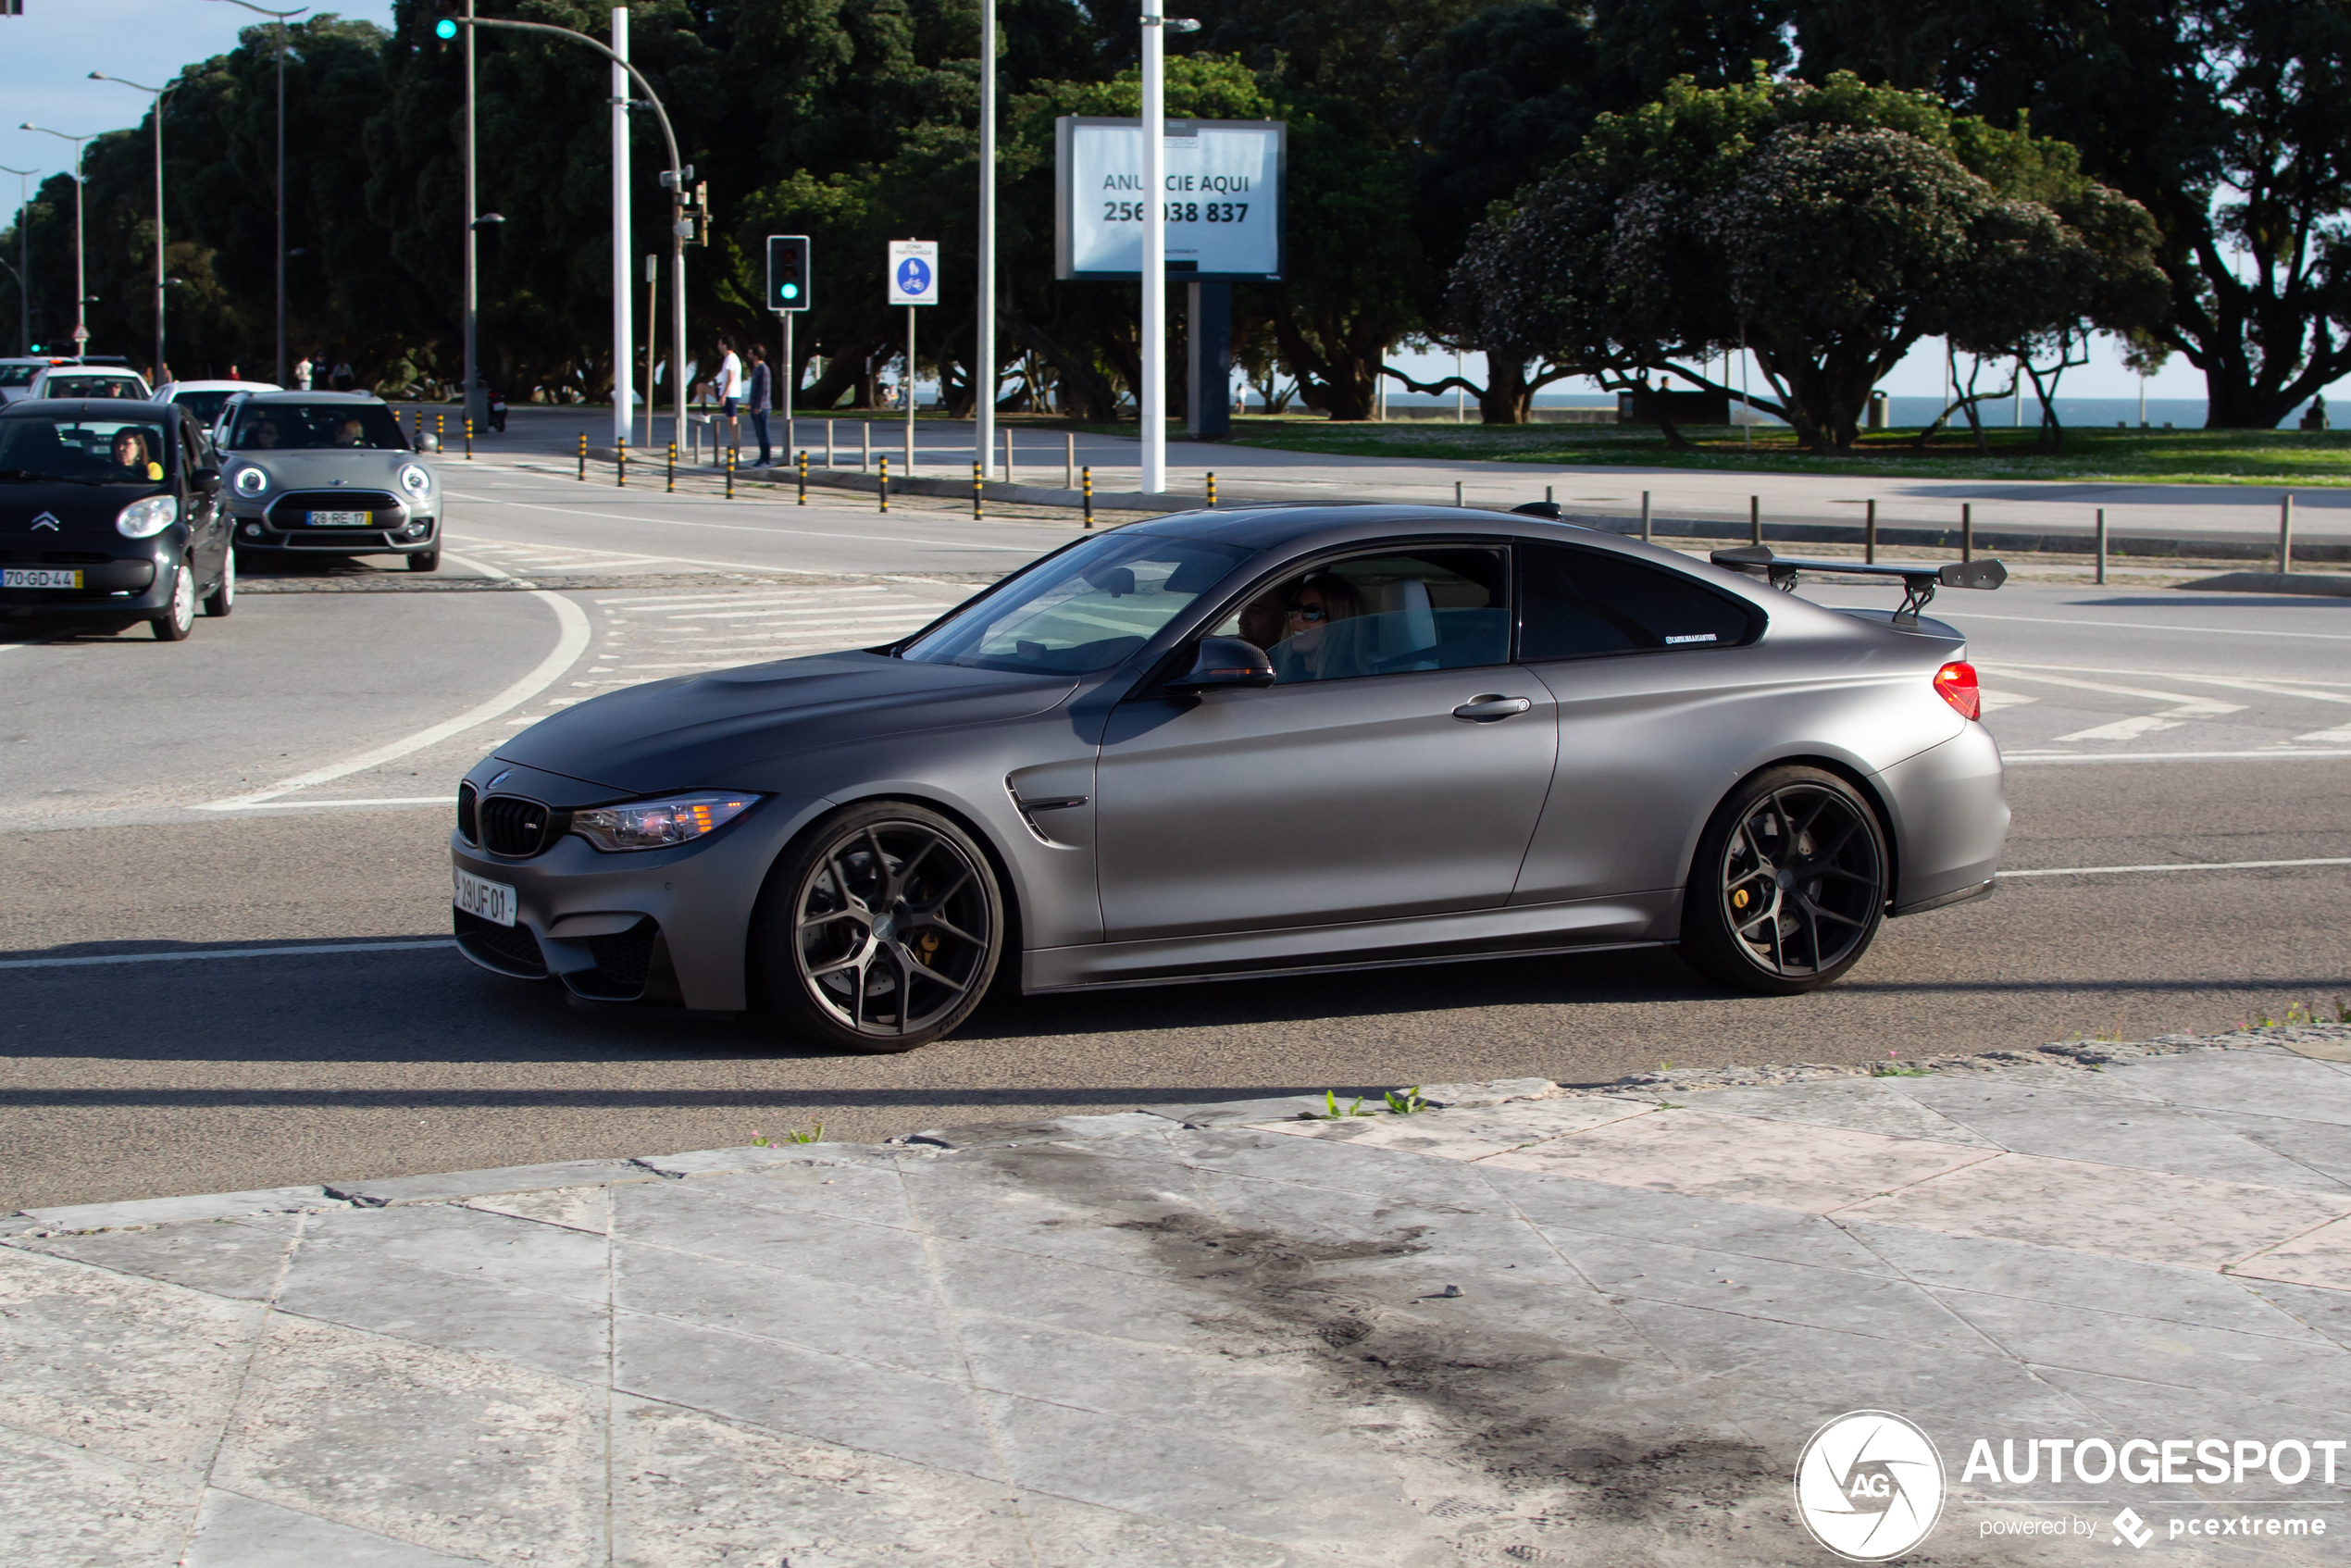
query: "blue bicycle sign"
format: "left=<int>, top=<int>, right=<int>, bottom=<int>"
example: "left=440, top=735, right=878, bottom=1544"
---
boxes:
left=888, top=240, right=940, bottom=306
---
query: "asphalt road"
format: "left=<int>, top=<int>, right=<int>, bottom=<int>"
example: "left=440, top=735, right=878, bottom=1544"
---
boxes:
left=2, top=454, right=2347, bottom=1209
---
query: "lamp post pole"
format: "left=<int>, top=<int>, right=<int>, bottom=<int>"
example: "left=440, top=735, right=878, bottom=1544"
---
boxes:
left=89, top=74, right=176, bottom=380
left=0, top=166, right=31, bottom=354
left=18, top=127, right=91, bottom=359
left=1138, top=0, right=1165, bottom=493
left=975, top=0, right=995, bottom=479
left=207, top=0, right=306, bottom=385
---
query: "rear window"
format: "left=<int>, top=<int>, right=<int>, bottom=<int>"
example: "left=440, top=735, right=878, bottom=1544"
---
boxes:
left=41, top=374, right=144, bottom=400
left=0, top=366, right=38, bottom=388
left=227, top=402, right=409, bottom=451
left=1518, top=541, right=1760, bottom=661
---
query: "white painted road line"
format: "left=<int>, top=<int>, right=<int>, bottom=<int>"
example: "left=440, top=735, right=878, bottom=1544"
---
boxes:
left=0, top=940, right=456, bottom=971
left=2005, top=749, right=2351, bottom=763
left=1942, top=611, right=2351, bottom=642
left=2002, top=857, right=2351, bottom=877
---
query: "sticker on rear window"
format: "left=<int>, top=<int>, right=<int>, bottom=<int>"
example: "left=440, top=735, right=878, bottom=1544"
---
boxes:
left=1665, top=633, right=1717, bottom=644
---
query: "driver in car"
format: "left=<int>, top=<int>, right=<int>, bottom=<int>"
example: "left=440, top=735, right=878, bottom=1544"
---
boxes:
left=108, top=429, right=163, bottom=482
left=245, top=417, right=283, bottom=449
left=333, top=417, right=368, bottom=448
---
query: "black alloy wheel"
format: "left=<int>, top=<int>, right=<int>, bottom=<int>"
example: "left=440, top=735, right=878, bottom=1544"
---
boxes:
left=751, top=802, right=1002, bottom=1052
left=1680, top=765, right=1887, bottom=995
left=151, top=557, right=196, bottom=641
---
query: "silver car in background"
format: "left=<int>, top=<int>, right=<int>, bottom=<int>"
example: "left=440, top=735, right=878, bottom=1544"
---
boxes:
left=450, top=505, right=2009, bottom=1052
left=215, top=390, right=442, bottom=572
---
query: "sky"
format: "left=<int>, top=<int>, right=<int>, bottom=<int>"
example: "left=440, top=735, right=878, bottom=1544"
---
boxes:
left=0, top=2, right=2300, bottom=412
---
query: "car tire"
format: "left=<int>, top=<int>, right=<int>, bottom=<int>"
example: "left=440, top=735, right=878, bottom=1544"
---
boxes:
left=407, top=544, right=442, bottom=574
left=151, top=557, right=196, bottom=641
left=748, top=801, right=1004, bottom=1053
left=1679, top=765, right=1888, bottom=996
left=203, top=545, right=236, bottom=616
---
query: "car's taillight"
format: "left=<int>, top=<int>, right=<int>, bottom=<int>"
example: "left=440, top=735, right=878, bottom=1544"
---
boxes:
left=1934, top=661, right=1981, bottom=721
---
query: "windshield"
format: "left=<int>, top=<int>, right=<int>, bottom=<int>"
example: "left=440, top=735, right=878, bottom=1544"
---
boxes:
left=900, top=533, right=1249, bottom=675
left=169, top=389, right=239, bottom=424
left=0, top=415, right=173, bottom=484
left=226, top=401, right=408, bottom=451
left=41, top=374, right=144, bottom=400
left=0, top=366, right=39, bottom=388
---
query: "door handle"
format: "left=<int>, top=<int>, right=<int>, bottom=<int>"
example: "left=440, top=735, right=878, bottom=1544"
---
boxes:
left=1451, top=694, right=1533, bottom=722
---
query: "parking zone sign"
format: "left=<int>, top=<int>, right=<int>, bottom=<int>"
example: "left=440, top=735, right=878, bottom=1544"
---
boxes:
left=888, top=241, right=939, bottom=306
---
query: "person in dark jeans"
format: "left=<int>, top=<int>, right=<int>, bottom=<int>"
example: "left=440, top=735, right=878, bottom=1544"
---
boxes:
left=746, top=343, right=773, bottom=467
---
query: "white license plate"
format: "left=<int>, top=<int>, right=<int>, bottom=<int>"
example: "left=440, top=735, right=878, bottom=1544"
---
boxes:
left=454, top=868, right=517, bottom=927
left=306, top=510, right=371, bottom=527
left=2, top=567, right=82, bottom=589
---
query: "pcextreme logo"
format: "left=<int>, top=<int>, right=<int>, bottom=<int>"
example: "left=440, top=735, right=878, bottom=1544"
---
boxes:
left=1795, top=1411, right=1947, bottom=1562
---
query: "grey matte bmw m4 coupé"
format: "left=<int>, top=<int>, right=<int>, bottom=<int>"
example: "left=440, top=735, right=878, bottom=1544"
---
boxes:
left=450, top=504, right=2010, bottom=1052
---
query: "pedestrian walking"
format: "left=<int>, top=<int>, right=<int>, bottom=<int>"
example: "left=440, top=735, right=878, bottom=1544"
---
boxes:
left=746, top=343, right=773, bottom=467
left=331, top=360, right=355, bottom=392
left=293, top=355, right=313, bottom=392
left=714, top=335, right=743, bottom=460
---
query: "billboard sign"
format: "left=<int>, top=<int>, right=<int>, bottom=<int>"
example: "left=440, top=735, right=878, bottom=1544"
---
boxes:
left=1054, top=118, right=1285, bottom=281
left=888, top=240, right=939, bottom=306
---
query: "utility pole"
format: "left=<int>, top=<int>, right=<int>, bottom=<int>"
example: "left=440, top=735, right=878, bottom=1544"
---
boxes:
left=609, top=6, right=629, bottom=448
left=463, top=0, right=481, bottom=428
left=89, top=73, right=175, bottom=380
left=1138, top=0, right=1166, bottom=492
left=18, top=126, right=90, bottom=358
left=975, top=0, right=996, bottom=479
left=207, top=0, right=306, bottom=384
left=0, top=166, right=32, bottom=354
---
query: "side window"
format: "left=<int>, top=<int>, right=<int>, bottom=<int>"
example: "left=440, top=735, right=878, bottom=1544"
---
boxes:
left=1208, top=548, right=1511, bottom=684
left=1517, top=541, right=1760, bottom=662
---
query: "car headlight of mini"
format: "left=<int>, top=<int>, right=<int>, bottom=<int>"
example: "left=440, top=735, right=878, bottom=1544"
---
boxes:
left=115, top=493, right=180, bottom=538
left=398, top=463, right=432, bottom=501
left=232, top=466, right=269, bottom=497
left=569, top=791, right=761, bottom=852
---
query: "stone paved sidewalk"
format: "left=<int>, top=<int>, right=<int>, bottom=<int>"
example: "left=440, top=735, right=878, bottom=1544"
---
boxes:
left=4, top=1028, right=2348, bottom=1567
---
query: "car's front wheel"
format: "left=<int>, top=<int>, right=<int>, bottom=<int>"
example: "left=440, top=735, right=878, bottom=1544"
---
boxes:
left=203, top=546, right=235, bottom=616
left=750, top=801, right=1003, bottom=1053
left=151, top=556, right=196, bottom=641
left=407, top=543, right=442, bottom=573
left=1680, top=765, right=1888, bottom=995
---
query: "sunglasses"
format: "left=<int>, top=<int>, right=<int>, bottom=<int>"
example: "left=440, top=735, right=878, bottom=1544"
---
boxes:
left=1286, top=604, right=1328, bottom=622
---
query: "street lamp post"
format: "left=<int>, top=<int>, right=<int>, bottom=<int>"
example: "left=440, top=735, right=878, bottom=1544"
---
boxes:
left=0, top=166, right=31, bottom=354
left=89, top=73, right=175, bottom=380
left=975, top=0, right=995, bottom=480
left=205, top=0, right=307, bottom=385
left=18, top=126, right=92, bottom=360
left=451, top=16, right=690, bottom=454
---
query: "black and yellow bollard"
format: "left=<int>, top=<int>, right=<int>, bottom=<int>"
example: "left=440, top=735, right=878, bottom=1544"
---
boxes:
left=973, top=461, right=984, bottom=519
left=725, top=446, right=735, bottom=500
left=666, top=442, right=676, bottom=493
left=616, top=437, right=627, bottom=488
left=797, top=451, right=808, bottom=505
left=878, top=454, right=889, bottom=513
left=1082, top=466, right=1093, bottom=530
left=464, top=417, right=474, bottom=459
left=437, top=412, right=445, bottom=449
left=578, top=432, right=587, bottom=481
left=1206, top=471, right=1216, bottom=508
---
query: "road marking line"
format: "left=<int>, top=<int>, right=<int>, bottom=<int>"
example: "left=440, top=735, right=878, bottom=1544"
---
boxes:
left=1985, top=668, right=2247, bottom=708
left=441, top=492, right=1054, bottom=552
left=2053, top=704, right=2243, bottom=742
left=1973, top=660, right=2351, bottom=691
left=1978, top=691, right=2038, bottom=712
left=0, top=940, right=456, bottom=971
left=2003, top=857, right=2351, bottom=877
left=194, top=554, right=592, bottom=810
left=2004, top=749, right=2351, bottom=763
left=2292, top=724, right=2351, bottom=743
left=215, top=796, right=451, bottom=810
left=1941, top=610, right=2351, bottom=642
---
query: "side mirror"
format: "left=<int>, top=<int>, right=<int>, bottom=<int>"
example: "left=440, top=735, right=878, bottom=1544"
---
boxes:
left=417, top=431, right=442, bottom=454
left=1165, top=636, right=1275, bottom=694
left=190, top=467, right=222, bottom=494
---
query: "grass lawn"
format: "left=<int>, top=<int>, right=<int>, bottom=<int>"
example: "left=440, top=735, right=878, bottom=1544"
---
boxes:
left=1214, top=417, right=2351, bottom=486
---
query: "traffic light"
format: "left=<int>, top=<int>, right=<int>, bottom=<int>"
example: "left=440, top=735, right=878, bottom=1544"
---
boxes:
left=766, top=235, right=811, bottom=313
left=429, top=0, right=459, bottom=47
left=690, top=182, right=712, bottom=246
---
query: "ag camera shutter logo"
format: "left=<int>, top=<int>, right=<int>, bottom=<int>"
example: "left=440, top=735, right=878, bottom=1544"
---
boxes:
left=1795, top=1411, right=1946, bottom=1561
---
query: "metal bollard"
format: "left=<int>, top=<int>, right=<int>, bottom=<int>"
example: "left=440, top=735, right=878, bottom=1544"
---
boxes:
left=2282, top=492, right=2295, bottom=574
left=1865, top=499, right=1876, bottom=565
left=878, top=454, right=889, bottom=513
left=861, top=421, right=872, bottom=470
left=1206, top=471, right=1216, bottom=507
left=1455, top=480, right=1465, bottom=507
left=973, top=461, right=985, bottom=519
left=725, top=446, right=735, bottom=500
left=1064, top=431, right=1076, bottom=490
left=1749, top=494, right=1761, bottom=547
left=1003, top=425, right=1015, bottom=484
left=1082, top=466, right=1093, bottom=529
left=578, top=432, right=587, bottom=480
left=666, top=442, right=676, bottom=492
left=826, top=419, right=835, bottom=468
left=464, top=418, right=474, bottom=460
left=1961, top=503, right=1973, bottom=563
left=797, top=451, right=808, bottom=506
left=616, top=437, right=627, bottom=488
left=2096, top=507, right=2108, bottom=585
left=1640, top=490, right=1651, bottom=544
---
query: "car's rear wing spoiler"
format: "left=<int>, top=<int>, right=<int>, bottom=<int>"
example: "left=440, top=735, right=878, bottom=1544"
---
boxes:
left=1709, top=544, right=2006, bottom=628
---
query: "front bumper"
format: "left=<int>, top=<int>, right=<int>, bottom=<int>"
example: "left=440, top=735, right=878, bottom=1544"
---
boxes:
left=230, top=504, right=436, bottom=555
left=0, top=541, right=171, bottom=616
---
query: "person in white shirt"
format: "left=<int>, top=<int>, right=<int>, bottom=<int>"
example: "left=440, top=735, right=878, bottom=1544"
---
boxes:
left=715, top=335, right=743, bottom=458
left=293, top=355, right=313, bottom=392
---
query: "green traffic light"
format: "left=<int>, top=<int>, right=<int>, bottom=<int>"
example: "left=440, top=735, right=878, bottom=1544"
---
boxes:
left=435, top=18, right=457, bottom=38
left=781, top=283, right=799, bottom=299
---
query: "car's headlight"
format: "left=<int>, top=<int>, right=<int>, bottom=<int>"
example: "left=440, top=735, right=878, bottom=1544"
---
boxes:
left=398, top=463, right=432, bottom=500
left=569, top=791, right=761, bottom=852
left=233, top=466, right=269, bottom=496
left=116, top=493, right=179, bottom=538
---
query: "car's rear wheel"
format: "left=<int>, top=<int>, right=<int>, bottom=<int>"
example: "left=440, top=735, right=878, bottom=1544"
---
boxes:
left=151, top=557, right=196, bottom=641
left=203, top=545, right=235, bottom=616
left=1680, top=765, right=1887, bottom=995
left=750, top=802, right=1003, bottom=1053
